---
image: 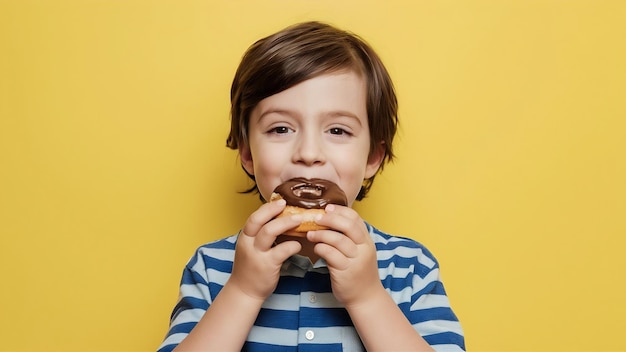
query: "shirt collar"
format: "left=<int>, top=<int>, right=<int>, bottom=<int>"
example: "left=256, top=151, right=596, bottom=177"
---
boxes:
left=280, top=254, right=328, bottom=277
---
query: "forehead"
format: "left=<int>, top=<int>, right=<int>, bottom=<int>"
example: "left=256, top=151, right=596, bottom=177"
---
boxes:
left=252, top=71, right=368, bottom=121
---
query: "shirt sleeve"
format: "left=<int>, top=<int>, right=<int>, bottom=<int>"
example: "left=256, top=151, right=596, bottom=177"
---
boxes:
left=406, top=247, right=466, bottom=351
left=157, top=249, right=212, bottom=352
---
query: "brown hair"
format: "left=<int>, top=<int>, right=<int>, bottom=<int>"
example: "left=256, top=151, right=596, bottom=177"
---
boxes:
left=226, top=21, right=398, bottom=200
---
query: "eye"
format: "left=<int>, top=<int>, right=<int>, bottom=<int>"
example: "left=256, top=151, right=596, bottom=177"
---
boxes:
left=328, top=127, right=351, bottom=136
left=268, top=126, right=293, bottom=134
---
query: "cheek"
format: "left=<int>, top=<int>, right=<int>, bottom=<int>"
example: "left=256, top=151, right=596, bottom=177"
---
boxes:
left=335, top=153, right=371, bottom=204
left=251, top=146, right=283, bottom=172
left=249, top=148, right=284, bottom=199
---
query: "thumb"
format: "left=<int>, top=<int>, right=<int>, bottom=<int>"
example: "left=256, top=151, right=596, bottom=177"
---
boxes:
left=271, top=240, right=302, bottom=264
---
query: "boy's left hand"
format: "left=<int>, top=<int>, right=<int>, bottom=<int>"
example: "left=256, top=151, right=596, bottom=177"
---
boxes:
left=306, top=204, right=383, bottom=307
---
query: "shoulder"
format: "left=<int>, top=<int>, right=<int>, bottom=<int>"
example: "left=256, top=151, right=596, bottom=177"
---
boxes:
left=196, top=233, right=238, bottom=253
left=367, top=223, right=439, bottom=277
left=186, top=234, right=239, bottom=272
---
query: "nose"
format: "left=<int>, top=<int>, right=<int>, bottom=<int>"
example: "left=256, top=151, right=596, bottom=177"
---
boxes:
left=293, top=131, right=325, bottom=166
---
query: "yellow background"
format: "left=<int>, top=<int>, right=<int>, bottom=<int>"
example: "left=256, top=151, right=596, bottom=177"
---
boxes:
left=1, top=1, right=625, bottom=351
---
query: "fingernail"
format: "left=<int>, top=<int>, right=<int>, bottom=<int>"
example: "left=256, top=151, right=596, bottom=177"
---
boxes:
left=325, top=204, right=335, bottom=212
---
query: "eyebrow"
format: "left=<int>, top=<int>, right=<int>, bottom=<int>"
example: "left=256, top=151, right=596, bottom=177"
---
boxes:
left=256, top=109, right=293, bottom=121
left=257, top=108, right=364, bottom=126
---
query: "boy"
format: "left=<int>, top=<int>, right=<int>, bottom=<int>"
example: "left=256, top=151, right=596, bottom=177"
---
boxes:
left=158, top=21, right=465, bottom=352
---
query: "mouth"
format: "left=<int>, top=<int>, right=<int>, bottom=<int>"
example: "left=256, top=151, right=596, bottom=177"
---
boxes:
left=282, top=176, right=336, bottom=186
left=273, top=177, right=348, bottom=207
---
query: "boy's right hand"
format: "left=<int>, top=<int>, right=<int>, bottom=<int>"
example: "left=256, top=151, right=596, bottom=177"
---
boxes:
left=228, top=199, right=303, bottom=301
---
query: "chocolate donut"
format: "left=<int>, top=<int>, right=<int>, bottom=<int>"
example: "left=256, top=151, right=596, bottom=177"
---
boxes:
left=270, top=178, right=347, bottom=236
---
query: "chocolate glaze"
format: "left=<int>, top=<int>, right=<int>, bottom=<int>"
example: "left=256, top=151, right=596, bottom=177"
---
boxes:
left=273, top=178, right=347, bottom=209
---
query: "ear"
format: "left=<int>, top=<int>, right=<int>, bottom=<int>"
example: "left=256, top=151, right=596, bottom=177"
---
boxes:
left=364, top=141, right=386, bottom=179
left=239, top=144, right=255, bottom=176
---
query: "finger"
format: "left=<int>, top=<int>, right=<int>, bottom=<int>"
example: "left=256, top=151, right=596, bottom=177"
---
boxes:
left=315, top=204, right=370, bottom=245
left=242, top=199, right=286, bottom=237
left=313, top=242, right=350, bottom=270
left=270, top=240, right=302, bottom=264
left=253, top=213, right=305, bottom=251
left=307, top=229, right=358, bottom=258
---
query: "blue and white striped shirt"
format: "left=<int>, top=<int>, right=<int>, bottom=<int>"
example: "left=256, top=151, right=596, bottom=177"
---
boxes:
left=158, top=223, right=465, bottom=351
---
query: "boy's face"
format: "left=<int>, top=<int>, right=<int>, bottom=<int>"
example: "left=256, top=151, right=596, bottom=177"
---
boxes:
left=240, top=71, right=384, bottom=207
